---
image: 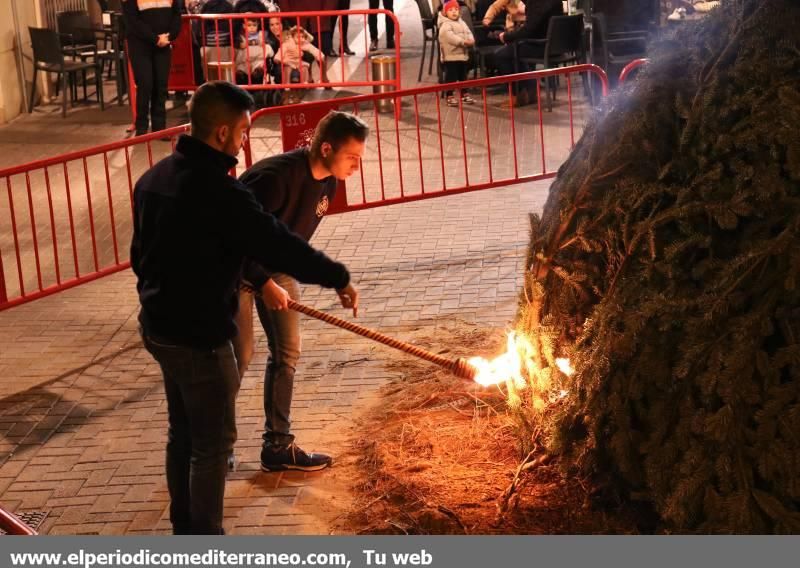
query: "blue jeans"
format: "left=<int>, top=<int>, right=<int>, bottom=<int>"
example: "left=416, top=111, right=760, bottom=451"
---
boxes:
left=233, top=274, right=301, bottom=448
left=142, top=331, right=240, bottom=534
left=257, top=274, right=301, bottom=447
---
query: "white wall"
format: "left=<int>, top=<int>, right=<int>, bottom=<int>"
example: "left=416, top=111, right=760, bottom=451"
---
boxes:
left=0, top=0, right=38, bottom=124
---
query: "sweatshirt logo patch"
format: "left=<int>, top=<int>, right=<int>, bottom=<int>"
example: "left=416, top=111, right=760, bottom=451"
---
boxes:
left=316, top=195, right=329, bottom=218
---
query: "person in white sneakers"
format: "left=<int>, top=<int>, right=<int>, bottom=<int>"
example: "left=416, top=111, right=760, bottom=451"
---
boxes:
left=438, top=0, right=476, bottom=107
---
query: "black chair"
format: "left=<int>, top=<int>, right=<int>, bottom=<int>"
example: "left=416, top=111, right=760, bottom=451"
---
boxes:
left=28, top=27, right=104, bottom=117
left=413, top=0, right=439, bottom=82
left=591, top=12, right=648, bottom=86
left=56, top=11, right=99, bottom=57
left=514, top=14, right=585, bottom=111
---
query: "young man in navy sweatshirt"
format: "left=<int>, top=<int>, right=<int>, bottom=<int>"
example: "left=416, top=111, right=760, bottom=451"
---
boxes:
left=234, top=111, right=369, bottom=473
left=131, top=82, right=358, bottom=534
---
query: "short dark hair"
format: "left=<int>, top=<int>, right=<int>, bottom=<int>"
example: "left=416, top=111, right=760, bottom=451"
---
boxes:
left=310, top=111, right=370, bottom=158
left=189, top=81, right=254, bottom=140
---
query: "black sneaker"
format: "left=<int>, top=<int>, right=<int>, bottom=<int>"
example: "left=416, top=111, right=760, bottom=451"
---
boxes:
left=260, top=443, right=332, bottom=472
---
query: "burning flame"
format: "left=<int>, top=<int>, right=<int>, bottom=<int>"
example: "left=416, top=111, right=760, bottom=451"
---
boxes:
left=467, top=332, right=575, bottom=388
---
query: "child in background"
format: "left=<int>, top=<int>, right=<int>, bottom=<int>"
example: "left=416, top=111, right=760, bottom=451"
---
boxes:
left=236, top=18, right=274, bottom=85
left=273, top=25, right=324, bottom=84
left=438, top=0, right=475, bottom=106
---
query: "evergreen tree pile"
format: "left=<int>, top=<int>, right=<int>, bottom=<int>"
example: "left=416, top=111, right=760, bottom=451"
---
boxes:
left=518, top=0, right=800, bottom=532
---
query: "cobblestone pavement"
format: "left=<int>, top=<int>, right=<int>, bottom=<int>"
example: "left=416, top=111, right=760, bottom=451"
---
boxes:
left=0, top=0, right=596, bottom=534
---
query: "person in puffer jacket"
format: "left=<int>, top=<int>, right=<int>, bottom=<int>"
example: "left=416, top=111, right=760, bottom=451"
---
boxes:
left=438, top=0, right=475, bottom=106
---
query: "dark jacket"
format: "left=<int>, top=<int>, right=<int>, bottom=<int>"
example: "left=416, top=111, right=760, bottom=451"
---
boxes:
left=503, top=0, right=562, bottom=43
left=122, top=0, right=183, bottom=44
left=239, top=148, right=337, bottom=287
left=130, top=135, right=349, bottom=349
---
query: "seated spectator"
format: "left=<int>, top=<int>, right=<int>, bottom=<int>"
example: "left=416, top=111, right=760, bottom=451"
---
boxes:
left=274, top=25, right=322, bottom=82
left=482, top=0, right=526, bottom=31
left=198, top=0, right=235, bottom=66
left=236, top=17, right=274, bottom=85
left=274, top=25, right=327, bottom=100
left=485, top=0, right=561, bottom=105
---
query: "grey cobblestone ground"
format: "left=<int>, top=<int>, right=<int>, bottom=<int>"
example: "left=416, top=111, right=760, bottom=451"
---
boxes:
left=0, top=0, right=595, bottom=534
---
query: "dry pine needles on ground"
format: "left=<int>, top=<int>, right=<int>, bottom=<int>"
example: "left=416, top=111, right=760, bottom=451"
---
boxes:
left=334, top=320, right=642, bottom=534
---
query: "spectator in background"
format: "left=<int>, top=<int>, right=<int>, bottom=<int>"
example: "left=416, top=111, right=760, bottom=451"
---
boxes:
left=482, top=0, right=526, bottom=30
left=282, top=0, right=338, bottom=57
left=122, top=0, right=183, bottom=136
left=438, top=0, right=475, bottom=106
left=330, top=0, right=355, bottom=56
left=235, top=17, right=274, bottom=86
left=485, top=0, right=561, bottom=105
left=273, top=25, right=327, bottom=101
left=368, top=0, right=395, bottom=51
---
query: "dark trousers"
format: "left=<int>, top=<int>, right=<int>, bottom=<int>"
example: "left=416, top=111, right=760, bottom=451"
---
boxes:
left=486, top=42, right=543, bottom=93
left=143, top=332, right=240, bottom=535
left=330, top=0, right=351, bottom=49
left=443, top=60, right=468, bottom=96
left=128, top=39, right=172, bottom=134
left=368, top=0, right=395, bottom=47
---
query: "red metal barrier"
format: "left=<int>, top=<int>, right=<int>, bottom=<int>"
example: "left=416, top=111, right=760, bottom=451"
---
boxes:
left=246, top=64, right=608, bottom=215
left=1, top=65, right=607, bottom=312
left=619, top=58, right=649, bottom=84
left=0, top=128, right=189, bottom=311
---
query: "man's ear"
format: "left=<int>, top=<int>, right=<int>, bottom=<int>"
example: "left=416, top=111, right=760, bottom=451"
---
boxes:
left=321, top=142, right=332, bottom=158
left=216, top=124, right=230, bottom=146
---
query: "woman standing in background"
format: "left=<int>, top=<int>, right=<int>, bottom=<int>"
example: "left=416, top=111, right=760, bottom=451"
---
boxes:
left=122, top=0, right=183, bottom=136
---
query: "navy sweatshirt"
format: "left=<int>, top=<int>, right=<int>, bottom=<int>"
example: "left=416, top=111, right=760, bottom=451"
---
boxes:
left=122, top=0, right=183, bottom=45
left=239, top=149, right=338, bottom=288
left=130, top=135, right=349, bottom=348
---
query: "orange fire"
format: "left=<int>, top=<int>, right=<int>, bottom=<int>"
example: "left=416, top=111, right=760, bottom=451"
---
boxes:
left=467, top=332, right=574, bottom=389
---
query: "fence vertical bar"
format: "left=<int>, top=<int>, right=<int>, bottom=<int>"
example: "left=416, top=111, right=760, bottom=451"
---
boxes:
left=103, top=152, right=120, bottom=264
left=5, top=177, right=24, bottom=296
left=481, top=87, right=493, bottom=183
left=43, top=167, right=61, bottom=285
left=413, top=94, right=425, bottom=194
left=82, top=157, right=100, bottom=272
left=63, top=162, right=80, bottom=277
left=508, top=81, right=518, bottom=179
left=435, top=93, right=446, bottom=190
left=24, top=172, right=43, bottom=291
left=536, top=79, right=545, bottom=174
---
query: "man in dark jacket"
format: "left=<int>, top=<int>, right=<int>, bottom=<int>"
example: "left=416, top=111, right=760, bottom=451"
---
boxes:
left=131, top=81, right=358, bottom=534
left=122, top=0, right=183, bottom=135
left=233, top=111, right=368, bottom=473
left=486, top=0, right=562, bottom=103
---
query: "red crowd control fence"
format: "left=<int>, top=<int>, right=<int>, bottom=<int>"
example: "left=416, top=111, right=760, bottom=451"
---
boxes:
left=245, top=64, right=608, bottom=215
left=619, top=58, right=649, bottom=84
left=1, top=64, right=608, bottom=312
